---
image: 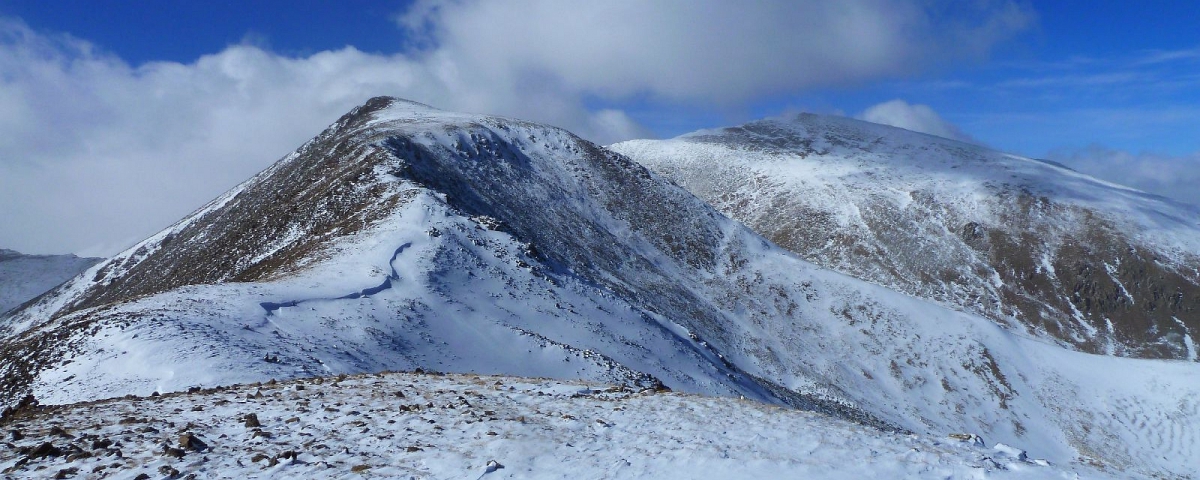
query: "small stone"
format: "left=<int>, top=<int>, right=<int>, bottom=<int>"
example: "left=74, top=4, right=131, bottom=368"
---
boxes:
left=48, top=426, right=74, bottom=438
left=351, top=464, right=370, bottom=473
left=134, top=474, right=150, bottom=480
left=162, top=445, right=186, bottom=458
left=485, top=460, right=504, bottom=473
left=54, top=467, right=79, bottom=479
left=405, top=446, right=422, bottom=452
left=158, top=465, right=179, bottom=477
left=179, top=433, right=208, bottom=452
left=28, top=441, right=62, bottom=458
left=9, top=429, right=23, bottom=441
left=244, top=413, right=262, bottom=428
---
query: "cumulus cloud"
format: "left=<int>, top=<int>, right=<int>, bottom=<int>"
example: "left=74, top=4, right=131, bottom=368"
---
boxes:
left=399, top=0, right=1035, bottom=103
left=1046, top=146, right=1200, bottom=207
left=857, top=99, right=976, bottom=143
left=0, top=2, right=1034, bottom=256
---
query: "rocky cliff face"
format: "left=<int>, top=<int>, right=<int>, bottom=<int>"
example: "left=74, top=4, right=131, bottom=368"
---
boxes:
left=613, top=114, right=1200, bottom=360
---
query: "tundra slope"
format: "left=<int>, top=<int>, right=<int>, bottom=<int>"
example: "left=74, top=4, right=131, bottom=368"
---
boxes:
left=613, top=115, right=1200, bottom=360
left=2, top=98, right=1198, bottom=477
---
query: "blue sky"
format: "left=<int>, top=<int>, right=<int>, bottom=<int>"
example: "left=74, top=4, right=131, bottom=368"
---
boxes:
left=1, top=0, right=1198, bottom=255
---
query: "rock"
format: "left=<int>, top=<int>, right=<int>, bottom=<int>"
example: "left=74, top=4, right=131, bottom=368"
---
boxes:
left=28, top=441, right=62, bottom=458
left=54, top=467, right=78, bottom=479
left=48, top=425, right=74, bottom=438
left=158, top=465, right=180, bottom=477
left=179, top=433, right=208, bottom=452
left=993, top=442, right=1028, bottom=461
left=162, top=444, right=186, bottom=458
left=133, top=474, right=150, bottom=480
left=948, top=433, right=986, bottom=447
left=405, top=446, right=422, bottom=452
left=485, top=460, right=505, bottom=473
left=351, top=464, right=370, bottom=472
left=243, top=413, right=261, bottom=428
left=9, top=429, right=22, bottom=441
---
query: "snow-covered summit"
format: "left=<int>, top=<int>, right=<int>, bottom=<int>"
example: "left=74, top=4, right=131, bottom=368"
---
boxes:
left=2, top=99, right=1198, bottom=477
left=613, top=112, right=1200, bottom=360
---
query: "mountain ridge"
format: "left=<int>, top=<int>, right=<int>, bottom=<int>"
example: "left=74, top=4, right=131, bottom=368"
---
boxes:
left=0, top=248, right=101, bottom=316
left=613, top=112, right=1200, bottom=360
left=2, top=98, right=1198, bottom=477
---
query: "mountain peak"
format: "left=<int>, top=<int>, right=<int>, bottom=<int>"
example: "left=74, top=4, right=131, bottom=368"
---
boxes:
left=4, top=101, right=1199, bottom=477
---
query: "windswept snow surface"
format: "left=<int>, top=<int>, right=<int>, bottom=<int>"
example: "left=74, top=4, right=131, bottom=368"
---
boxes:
left=3, top=99, right=1198, bottom=477
left=612, top=114, right=1200, bottom=360
left=0, top=249, right=100, bottom=314
left=0, top=372, right=1109, bottom=479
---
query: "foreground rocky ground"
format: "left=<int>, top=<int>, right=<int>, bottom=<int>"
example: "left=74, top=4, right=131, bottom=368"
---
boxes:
left=0, top=371, right=1110, bottom=479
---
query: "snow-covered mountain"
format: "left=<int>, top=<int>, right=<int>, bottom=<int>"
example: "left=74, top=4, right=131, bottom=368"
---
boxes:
left=612, top=114, right=1200, bottom=361
left=2, top=98, right=1198, bottom=477
left=0, top=249, right=100, bottom=315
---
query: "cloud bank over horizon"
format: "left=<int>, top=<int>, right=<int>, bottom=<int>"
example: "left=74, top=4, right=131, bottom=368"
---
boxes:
left=5, top=0, right=1193, bottom=257
left=1045, top=147, right=1200, bottom=208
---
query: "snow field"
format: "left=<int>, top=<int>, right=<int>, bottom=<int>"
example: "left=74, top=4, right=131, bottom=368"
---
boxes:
left=0, top=371, right=1109, bottom=479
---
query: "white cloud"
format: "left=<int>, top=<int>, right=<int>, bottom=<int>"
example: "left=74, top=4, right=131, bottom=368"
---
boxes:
left=0, top=2, right=1033, bottom=255
left=399, top=0, right=1034, bottom=104
left=857, top=99, right=976, bottom=142
left=1046, top=146, right=1200, bottom=208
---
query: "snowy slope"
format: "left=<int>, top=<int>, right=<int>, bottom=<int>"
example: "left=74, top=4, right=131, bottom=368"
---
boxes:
left=612, top=114, right=1200, bottom=361
left=0, top=249, right=100, bottom=314
left=0, top=372, right=1109, bottom=479
left=2, top=99, right=1198, bottom=477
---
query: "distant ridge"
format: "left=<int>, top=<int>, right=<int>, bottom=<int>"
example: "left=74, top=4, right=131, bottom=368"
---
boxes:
left=614, top=113, right=1200, bottom=360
